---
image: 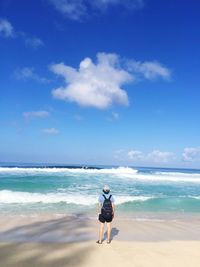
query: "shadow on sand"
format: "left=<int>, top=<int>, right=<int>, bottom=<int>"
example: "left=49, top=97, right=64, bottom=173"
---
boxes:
left=103, top=227, right=120, bottom=242
left=0, top=214, right=93, bottom=267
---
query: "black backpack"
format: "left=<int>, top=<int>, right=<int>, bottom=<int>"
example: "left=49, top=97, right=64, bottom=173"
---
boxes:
left=101, top=194, right=113, bottom=218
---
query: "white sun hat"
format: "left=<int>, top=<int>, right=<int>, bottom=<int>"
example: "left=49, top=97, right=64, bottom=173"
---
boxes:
left=103, top=185, right=110, bottom=192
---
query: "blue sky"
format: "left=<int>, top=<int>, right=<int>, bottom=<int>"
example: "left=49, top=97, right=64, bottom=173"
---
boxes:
left=0, top=0, right=200, bottom=168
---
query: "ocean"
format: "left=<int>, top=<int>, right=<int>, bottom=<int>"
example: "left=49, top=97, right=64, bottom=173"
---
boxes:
left=1, top=163, right=200, bottom=217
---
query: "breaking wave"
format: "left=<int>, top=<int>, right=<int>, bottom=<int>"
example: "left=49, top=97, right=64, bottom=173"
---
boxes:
left=0, top=190, right=153, bottom=205
left=0, top=166, right=138, bottom=175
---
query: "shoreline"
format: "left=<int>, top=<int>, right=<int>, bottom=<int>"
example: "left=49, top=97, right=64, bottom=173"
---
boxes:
left=1, top=210, right=200, bottom=220
left=0, top=213, right=200, bottom=243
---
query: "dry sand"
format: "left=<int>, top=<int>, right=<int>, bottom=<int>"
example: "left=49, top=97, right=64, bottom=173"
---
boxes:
left=0, top=214, right=200, bottom=267
left=1, top=240, right=200, bottom=267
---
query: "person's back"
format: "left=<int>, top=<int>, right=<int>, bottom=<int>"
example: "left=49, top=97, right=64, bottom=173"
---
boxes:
left=97, top=185, right=115, bottom=244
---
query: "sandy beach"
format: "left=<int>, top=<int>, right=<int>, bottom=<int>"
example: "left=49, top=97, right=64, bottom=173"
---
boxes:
left=0, top=214, right=200, bottom=267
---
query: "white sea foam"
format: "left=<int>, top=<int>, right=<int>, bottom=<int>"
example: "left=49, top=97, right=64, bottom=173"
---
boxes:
left=1, top=167, right=200, bottom=183
left=189, top=196, right=200, bottom=200
left=116, top=195, right=153, bottom=204
left=155, top=171, right=200, bottom=177
left=113, top=170, right=200, bottom=183
left=131, top=173, right=200, bottom=183
left=0, top=190, right=152, bottom=205
left=0, top=166, right=138, bottom=175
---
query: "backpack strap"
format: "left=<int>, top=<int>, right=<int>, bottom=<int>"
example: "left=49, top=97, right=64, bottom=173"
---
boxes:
left=102, top=194, right=112, bottom=200
left=102, top=194, right=106, bottom=200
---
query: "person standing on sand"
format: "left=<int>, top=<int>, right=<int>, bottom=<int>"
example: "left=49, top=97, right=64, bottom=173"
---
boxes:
left=97, top=185, right=115, bottom=244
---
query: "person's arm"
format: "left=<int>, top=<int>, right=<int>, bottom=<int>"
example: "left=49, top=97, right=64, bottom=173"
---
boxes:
left=98, top=202, right=102, bottom=214
left=98, top=196, right=102, bottom=214
left=112, top=202, right=115, bottom=218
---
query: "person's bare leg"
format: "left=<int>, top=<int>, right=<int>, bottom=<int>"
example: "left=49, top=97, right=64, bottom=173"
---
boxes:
left=98, top=222, right=104, bottom=243
left=107, top=222, right=111, bottom=243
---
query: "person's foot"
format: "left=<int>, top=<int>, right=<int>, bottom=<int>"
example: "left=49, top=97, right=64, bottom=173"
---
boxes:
left=107, top=240, right=111, bottom=244
left=96, top=240, right=102, bottom=244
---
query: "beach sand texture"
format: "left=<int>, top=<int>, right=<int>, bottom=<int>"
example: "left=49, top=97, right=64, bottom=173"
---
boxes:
left=0, top=215, right=200, bottom=267
left=1, top=240, right=200, bottom=267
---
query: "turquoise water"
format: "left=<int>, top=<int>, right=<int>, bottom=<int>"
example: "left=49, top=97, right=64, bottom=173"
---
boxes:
left=1, top=164, right=200, bottom=215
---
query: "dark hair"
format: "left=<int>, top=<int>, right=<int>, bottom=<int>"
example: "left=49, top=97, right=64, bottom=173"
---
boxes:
left=103, top=189, right=110, bottom=194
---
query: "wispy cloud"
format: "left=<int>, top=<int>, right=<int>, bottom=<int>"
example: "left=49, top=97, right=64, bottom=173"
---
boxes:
left=15, top=67, right=50, bottom=83
left=24, top=36, right=44, bottom=49
left=0, top=18, right=44, bottom=48
left=48, top=0, right=144, bottom=21
left=106, top=111, right=120, bottom=121
left=112, top=112, right=119, bottom=120
left=123, top=148, right=200, bottom=164
left=114, top=149, right=125, bottom=160
left=23, top=110, right=49, bottom=119
left=147, top=150, right=175, bottom=163
left=74, top=114, right=84, bottom=121
left=94, top=0, right=144, bottom=9
left=0, top=18, right=14, bottom=38
left=48, top=0, right=87, bottom=21
left=117, top=149, right=175, bottom=163
left=50, top=52, right=170, bottom=109
left=127, top=60, right=171, bottom=80
left=182, top=147, right=200, bottom=162
left=128, top=150, right=144, bottom=160
left=41, top=128, right=59, bottom=134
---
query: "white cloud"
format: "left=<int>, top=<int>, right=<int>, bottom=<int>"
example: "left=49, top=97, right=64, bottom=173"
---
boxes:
left=147, top=150, right=174, bottom=163
left=48, top=0, right=144, bottom=21
left=127, top=60, right=170, bottom=80
left=51, top=53, right=131, bottom=109
left=41, top=128, right=59, bottom=134
left=23, top=111, right=49, bottom=119
left=128, top=150, right=144, bottom=160
left=15, top=67, right=50, bottom=83
left=0, top=18, right=14, bottom=38
left=24, top=37, right=44, bottom=48
left=50, top=52, right=170, bottom=109
left=182, top=147, right=200, bottom=162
